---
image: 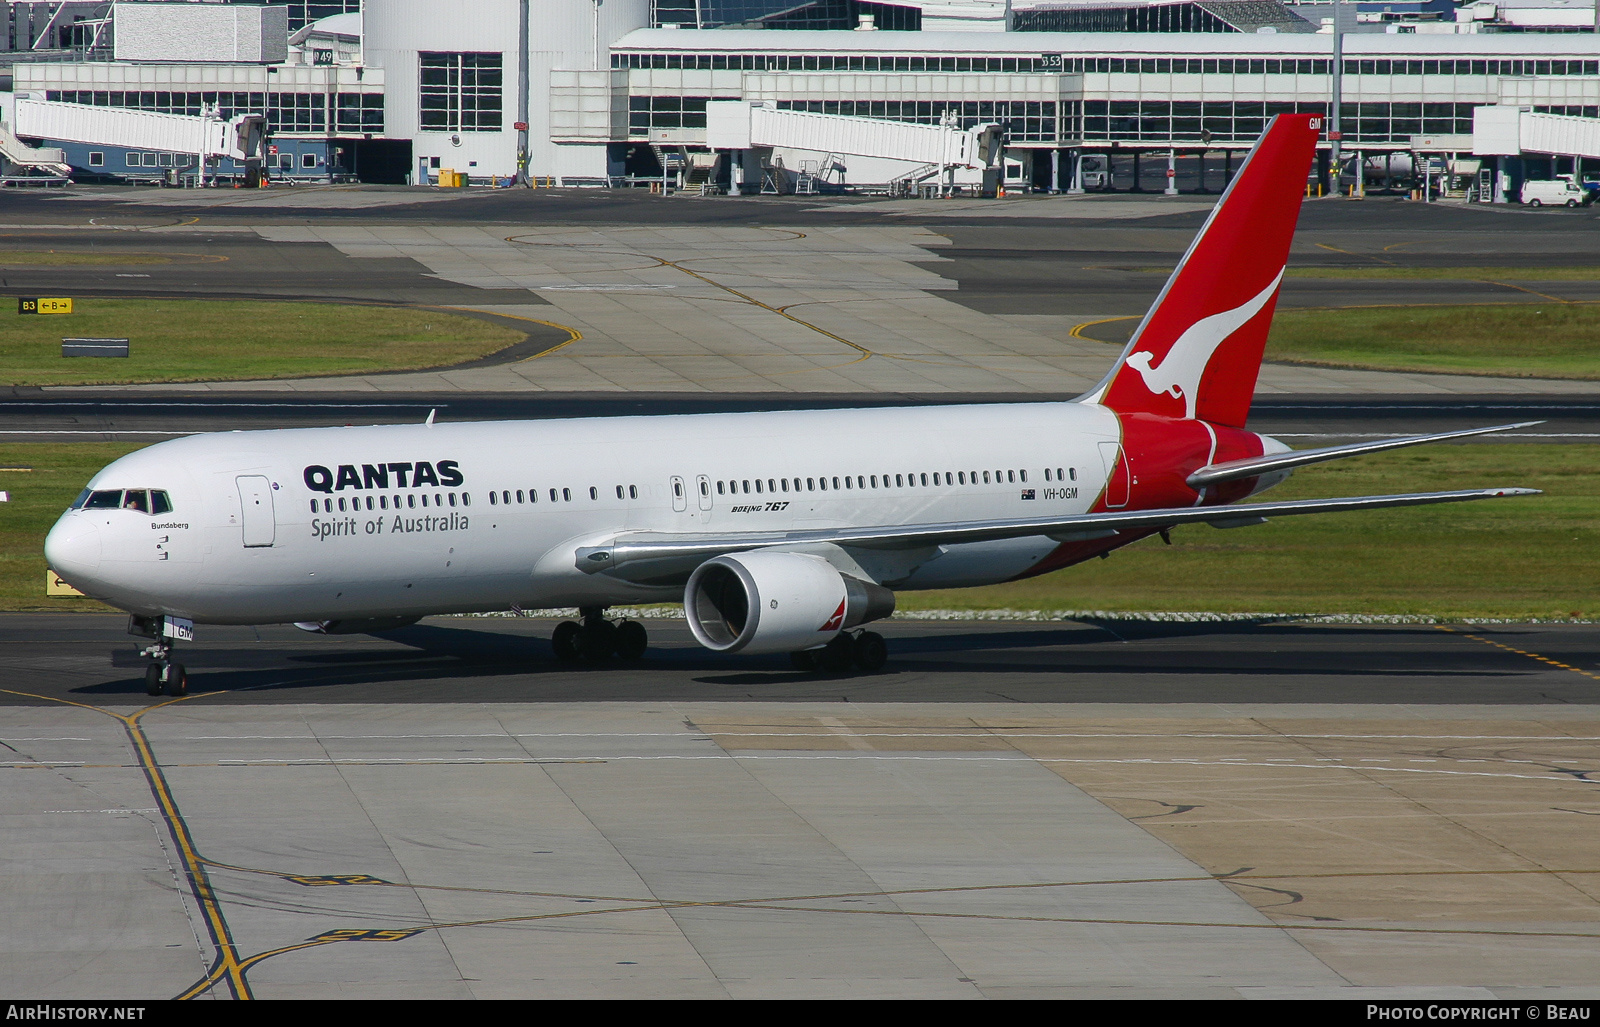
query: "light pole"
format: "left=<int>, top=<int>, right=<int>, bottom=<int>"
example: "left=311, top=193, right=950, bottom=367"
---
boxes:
left=1330, top=0, right=1345, bottom=195
left=516, top=0, right=529, bottom=185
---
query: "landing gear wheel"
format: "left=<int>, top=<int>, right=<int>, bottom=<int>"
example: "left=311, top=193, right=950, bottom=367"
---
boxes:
left=145, top=663, right=163, bottom=696
left=552, top=620, right=582, bottom=662
left=614, top=620, right=648, bottom=661
left=579, top=620, right=618, bottom=662
left=817, top=634, right=855, bottom=674
left=789, top=649, right=819, bottom=672
left=852, top=631, right=888, bottom=673
left=164, top=663, right=188, bottom=697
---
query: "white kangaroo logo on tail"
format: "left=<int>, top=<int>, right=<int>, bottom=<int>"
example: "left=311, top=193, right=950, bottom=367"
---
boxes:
left=1124, top=270, right=1284, bottom=419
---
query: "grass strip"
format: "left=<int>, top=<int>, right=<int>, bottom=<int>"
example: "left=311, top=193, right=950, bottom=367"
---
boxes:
left=0, top=298, right=523, bottom=386
left=1265, top=304, right=1600, bottom=379
left=4, top=442, right=1592, bottom=620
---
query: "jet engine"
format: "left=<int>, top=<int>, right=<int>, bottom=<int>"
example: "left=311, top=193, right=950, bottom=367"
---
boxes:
left=685, top=550, right=895, bottom=654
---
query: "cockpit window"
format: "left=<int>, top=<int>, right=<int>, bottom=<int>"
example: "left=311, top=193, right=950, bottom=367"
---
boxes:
left=77, top=488, right=173, bottom=513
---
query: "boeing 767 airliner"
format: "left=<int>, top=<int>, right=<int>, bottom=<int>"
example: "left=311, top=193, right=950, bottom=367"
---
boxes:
left=44, top=114, right=1539, bottom=695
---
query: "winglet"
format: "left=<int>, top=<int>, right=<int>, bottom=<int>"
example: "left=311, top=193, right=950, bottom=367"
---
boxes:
left=1080, top=113, right=1322, bottom=428
left=425, top=408, right=436, bottom=427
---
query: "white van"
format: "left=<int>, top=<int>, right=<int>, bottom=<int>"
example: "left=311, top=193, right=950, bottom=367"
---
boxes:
left=1521, top=177, right=1587, bottom=207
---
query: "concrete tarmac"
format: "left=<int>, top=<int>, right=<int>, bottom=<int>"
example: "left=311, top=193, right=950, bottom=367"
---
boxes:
left=2, top=615, right=1598, bottom=998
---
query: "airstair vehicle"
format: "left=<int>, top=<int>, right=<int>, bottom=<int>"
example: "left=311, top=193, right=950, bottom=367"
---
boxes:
left=684, top=152, right=722, bottom=195
left=0, top=121, right=72, bottom=185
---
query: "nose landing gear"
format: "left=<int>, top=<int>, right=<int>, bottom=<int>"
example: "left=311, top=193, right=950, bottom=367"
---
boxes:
left=128, top=615, right=192, bottom=698
left=552, top=607, right=649, bottom=663
left=790, top=629, right=888, bottom=675
left=140, top=643, right=187, bottom=697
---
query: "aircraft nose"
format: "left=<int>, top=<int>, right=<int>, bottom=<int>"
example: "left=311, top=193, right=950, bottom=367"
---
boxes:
left=45, top=514, right=101, bottom=586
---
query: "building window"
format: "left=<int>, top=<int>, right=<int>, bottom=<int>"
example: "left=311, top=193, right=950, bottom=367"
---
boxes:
left=419, top=52, right=502, bottom=132
left=627, top=95, right=739, bottom=134
left=268, top=91, right=327, bottom=133
left=88, top=152, right=103, bottom=167
left=301, top=152, right=318, bottom=168
left=335, top=92, right=385, bottom=133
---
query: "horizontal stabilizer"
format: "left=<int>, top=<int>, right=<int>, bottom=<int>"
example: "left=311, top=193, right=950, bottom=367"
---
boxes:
left=1186, top=421, right=1544, bottom=489
left=578, top=487, right=1540, bottom=584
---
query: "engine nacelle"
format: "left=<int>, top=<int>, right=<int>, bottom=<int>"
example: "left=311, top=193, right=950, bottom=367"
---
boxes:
left=685, top=550, right=895, bottom=654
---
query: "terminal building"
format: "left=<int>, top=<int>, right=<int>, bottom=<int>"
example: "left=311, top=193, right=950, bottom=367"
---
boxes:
left=0, top=0, right=1597, bottom=194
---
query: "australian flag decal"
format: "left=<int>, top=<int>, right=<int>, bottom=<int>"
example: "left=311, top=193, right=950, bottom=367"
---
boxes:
left=1020, top=489, right=1036, bottom=500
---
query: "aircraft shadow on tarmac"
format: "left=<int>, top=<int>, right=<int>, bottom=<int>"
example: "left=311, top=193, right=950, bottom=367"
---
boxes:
left=67, top=620, right=1531, bottom=704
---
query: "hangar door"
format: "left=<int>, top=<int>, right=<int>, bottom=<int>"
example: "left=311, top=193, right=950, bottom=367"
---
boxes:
left=236, top=475, right=276, bottom=547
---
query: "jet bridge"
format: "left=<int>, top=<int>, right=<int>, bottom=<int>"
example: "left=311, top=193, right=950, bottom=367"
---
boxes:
left=706, top=101, right=1002, bottom=194
left=13, top=99, right=267, bottom=178
left=1474, top=106, right=1600, bottom=161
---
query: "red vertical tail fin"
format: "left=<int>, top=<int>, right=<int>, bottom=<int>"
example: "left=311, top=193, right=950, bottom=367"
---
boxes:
left=1080, top=114, right=1321, bottom=429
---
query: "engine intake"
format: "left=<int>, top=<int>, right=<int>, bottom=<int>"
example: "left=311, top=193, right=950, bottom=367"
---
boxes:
left=685, top=550, right=895, bottom=654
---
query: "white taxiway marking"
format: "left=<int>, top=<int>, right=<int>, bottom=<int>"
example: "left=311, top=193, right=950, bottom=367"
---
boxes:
left=43, top=808, right=159, bottom=814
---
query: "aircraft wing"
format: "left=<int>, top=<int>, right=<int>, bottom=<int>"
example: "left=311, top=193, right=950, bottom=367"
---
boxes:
left=1186, top=422, right=1543, bottom=488
left=576, top=486, right=1539, bottom=584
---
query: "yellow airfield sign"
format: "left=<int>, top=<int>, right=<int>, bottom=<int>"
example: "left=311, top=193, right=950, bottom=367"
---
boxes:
left=47, top=571, right=85, bottom=596
left=19, top=298, right=73, bottom=315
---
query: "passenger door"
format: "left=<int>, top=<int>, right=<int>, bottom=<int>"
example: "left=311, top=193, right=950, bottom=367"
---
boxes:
left=236, top=475, right=275, bottom=547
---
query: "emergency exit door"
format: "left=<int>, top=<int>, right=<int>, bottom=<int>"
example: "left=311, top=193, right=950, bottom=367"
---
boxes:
left=236, top=475, right=275, bottom=547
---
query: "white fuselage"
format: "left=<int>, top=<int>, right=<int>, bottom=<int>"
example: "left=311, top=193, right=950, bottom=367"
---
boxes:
left=46, top=402, right=1124, bottom=624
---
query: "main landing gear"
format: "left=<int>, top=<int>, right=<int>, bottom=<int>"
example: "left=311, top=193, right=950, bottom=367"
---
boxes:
left=552, top=607, right=648, bottom=663
left=790, top=629, right=888, bottom=675
left=141, top=642, right=188, bottom=697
